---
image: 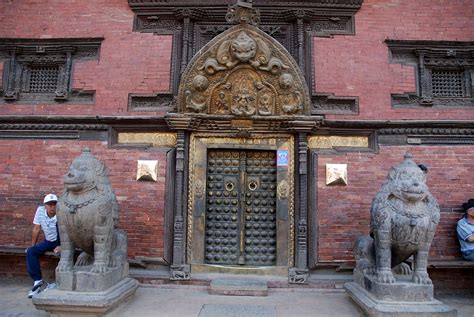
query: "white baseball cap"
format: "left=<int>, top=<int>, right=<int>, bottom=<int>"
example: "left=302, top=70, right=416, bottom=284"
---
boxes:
left=44, top=193, right=58, bottom=204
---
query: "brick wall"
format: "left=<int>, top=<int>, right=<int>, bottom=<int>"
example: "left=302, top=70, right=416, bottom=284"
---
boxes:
left=0, top=0, right=172, bottom=116
left=316, top=146, right=473, bottom=263
left=0, top=140, right=168, bottom=259
left=314, top=0, right=474, bottom=121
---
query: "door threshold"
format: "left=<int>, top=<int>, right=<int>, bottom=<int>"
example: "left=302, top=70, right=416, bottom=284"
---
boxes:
left=191, top=264, right=288, bottom=276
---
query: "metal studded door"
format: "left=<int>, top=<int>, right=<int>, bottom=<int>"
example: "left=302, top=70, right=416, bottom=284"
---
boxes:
left=205, top=149, right=277, bottom=266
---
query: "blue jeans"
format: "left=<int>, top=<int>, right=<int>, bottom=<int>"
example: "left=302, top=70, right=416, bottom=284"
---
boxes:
left=462, top=250, right=474, bottom=261
left=26, top=240, right=59, bottom=281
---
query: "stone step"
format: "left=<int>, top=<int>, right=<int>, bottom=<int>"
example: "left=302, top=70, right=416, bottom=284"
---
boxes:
left=198, top=304, right=276, bottom=317
left=209, top=278, right=268, bottom=296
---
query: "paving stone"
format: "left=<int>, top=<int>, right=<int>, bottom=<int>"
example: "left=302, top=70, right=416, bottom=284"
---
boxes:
left=209, top=278, right=268, bottom=296
left=198, top=304, right=276, bottom=317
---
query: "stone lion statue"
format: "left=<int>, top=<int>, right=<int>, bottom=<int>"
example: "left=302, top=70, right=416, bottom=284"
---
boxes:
left=354, top=153, right=440, bottom=285
left=56, top=148, right=127, bottom=290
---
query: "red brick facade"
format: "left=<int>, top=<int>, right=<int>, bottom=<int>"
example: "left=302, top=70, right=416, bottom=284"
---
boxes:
left=317, top=146, right=473, bottom=263
left=0, top=140, right=168, bottom=259
left=0, top=0, right=473, bottom=281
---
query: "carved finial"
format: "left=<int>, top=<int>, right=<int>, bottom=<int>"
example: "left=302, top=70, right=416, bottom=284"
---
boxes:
left=404, top=152, right=413, bottom=160
left=83, top=147, right=91, bottom=153
left=226, top=0, right=260, bottom=26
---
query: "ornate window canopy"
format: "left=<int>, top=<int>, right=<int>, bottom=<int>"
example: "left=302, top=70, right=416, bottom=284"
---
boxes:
left=0, top=38, right=103, bottom=104
left=386, top=40, right=474, bottom=108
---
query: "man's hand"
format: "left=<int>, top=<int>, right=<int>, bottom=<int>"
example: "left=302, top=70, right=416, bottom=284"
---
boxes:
left=54, top=246, right=61, bottom=254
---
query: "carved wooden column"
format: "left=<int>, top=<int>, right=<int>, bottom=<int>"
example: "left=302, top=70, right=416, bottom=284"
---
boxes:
left=416, top=50, right=433, bottom=105
left=3, top=47, right=18, bottom=101
left=55, top=48, right=74, bottom=100
left=295, top=10, right=306, bottom=74
left=170, top=129, right=191, bottom=280
left=176, top=9, right=204, bottom=75
left=289, top=131, right=309, bottom=283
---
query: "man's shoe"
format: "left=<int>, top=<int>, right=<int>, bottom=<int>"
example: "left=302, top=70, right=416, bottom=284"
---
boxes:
left=27, top=280, right=44, bottom=298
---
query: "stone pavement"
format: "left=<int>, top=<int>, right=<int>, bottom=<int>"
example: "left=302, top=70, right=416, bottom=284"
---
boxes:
left=1, top=277, right=473, bottom=317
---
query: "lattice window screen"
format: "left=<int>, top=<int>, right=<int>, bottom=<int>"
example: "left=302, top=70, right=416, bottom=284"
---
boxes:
left=431, top=70, right=464, bottom=97
left=29, top=66, right=60, bottom=93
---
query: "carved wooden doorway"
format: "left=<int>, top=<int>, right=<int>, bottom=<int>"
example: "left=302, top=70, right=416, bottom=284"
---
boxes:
left=204, top=149, right=277, bottom=266
left=187, top=134, right=294, bottom=269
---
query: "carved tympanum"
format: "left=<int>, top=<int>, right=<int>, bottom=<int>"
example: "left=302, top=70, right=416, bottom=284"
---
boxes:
left=179, top=21, right=309, bottom=117
left=353, top=153, right=440, bottom=285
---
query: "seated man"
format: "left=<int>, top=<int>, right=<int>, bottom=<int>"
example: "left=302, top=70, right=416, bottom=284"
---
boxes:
left=26, top=193, right=61, bottom=298
left=457, top=199, right=474, bottom=261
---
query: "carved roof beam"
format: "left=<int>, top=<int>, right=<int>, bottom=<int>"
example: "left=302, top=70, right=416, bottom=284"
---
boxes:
left=174, top=8, right=207, bottom=21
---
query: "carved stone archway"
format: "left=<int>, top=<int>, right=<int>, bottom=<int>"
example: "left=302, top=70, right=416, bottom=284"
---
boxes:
left=166, top=1, right=322, bottom=283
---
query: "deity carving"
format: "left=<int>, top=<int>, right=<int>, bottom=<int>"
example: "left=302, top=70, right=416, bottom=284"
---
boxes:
left=179, top=21, right=310, bottom=116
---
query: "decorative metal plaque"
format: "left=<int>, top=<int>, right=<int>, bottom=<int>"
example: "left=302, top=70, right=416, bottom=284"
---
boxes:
left=326, top=164, right=348, bottom=186
left=136, top=160, right=159, bottom=182
left=308, top=135, right=368, bottom=149
left=117, top=132, right=177, bottom=148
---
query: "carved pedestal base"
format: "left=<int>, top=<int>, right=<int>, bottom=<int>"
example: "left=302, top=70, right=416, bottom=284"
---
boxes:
left=56, top=262, right=129, bottom=292
left=33, top=277, right=138, bottom=317
left=288, top=267, right=308, bottom=284
left=170, top=264, right=191, bottom=280
left=345, top=279, right=457, bottom=317
left=353, top=269, right=434, bottom=302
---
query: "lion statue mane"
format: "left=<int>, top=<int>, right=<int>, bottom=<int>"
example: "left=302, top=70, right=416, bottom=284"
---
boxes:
left=56, top=148, right=127, bottom=281
left=354, top=153, right=440, bottom=285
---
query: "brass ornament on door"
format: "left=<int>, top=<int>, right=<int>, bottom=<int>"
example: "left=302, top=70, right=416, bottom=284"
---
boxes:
left=248, top=180, right=258, bottom=191
left=225, top=181, right=235, bottom=191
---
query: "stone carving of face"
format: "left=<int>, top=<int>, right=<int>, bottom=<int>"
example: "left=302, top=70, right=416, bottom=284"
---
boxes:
left=231, top=32, right=257, bottom=63
left=279, top=73, right=294, bottom=89
left=192, top=75, right=209, bottom=92
left=391, top=166, right=428, bottom=202
left=64, top=156, right=96, bottom=194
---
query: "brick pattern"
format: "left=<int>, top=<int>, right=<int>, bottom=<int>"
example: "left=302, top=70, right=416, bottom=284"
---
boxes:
left=0, top=140, right=167, bottom=259
left=314, top=0, right=474, bottom=120
left=0, top=255, right=58, bottom=280
left=0, top=0, right=172, bottom=116
left=316, top=146, right=473, bottom=262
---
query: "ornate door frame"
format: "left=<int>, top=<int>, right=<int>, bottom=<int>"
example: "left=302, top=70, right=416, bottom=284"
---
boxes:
left=187, top=133, right=295, bottom=268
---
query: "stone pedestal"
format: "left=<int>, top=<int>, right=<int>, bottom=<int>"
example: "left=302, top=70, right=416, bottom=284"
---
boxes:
left=32, top=277, right=138, bottom=317
left=56, top=262, right=128, bottom=292
left=353, top=269, right=434, bottom=302
left=345, top=271, right=457, bottom=317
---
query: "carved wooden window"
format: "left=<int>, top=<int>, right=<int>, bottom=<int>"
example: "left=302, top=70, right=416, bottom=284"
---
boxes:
left=28, top=66, right=60, bottom=93
left=0, top=38, right=103, bottom=104
left=386, top=40, right=474, bottom=108
left=431, top=70, right=465, bottom=97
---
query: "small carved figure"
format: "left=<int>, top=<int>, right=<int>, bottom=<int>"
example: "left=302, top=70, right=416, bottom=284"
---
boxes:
left=57, top=148, right=127, bottom=275
left=185, top=90, right=207, bottom=113
left=232, top=89, right=256, bottom=116
left=354, top=153, right=440, bottom=284
left=192, top=75, right=209, bottom=92
left=279, top=73, right=294, bottom=89
left=288, top=268, right=308, bottom=284
left=214, top=91, right=229, bottom=114
left=258, top=93, right=272, bottom=115
left=281, top=90, right=302, bottom=114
